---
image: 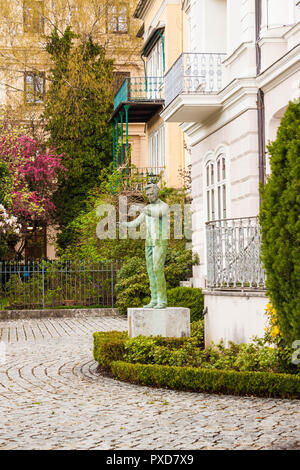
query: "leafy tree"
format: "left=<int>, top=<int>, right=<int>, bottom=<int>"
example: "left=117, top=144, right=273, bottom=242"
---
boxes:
left=0, top=161, right=11, bottom=206
left=44, top=27, right=115, bottom=249
left=0, top=124, right=65, bottom=259
left=259, top=100, right=300, bottom=345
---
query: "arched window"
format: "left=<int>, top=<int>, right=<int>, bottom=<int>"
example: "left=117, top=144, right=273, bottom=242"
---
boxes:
left=205, top=153, right=227, bottom=221
left=206, top=160, right=215, bottom=222
left=216, top=154, right=227, bottom=220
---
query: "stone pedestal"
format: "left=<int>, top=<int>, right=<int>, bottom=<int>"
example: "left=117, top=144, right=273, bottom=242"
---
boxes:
left=128, top=307, right=190, bottom=338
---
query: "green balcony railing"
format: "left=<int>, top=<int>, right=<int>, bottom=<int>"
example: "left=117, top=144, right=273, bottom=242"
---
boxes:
left=114, top=76, right=164, bottom=110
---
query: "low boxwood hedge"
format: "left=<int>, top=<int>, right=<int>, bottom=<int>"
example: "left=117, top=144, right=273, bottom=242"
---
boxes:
left=110, top=361, right=300, bottom=399
left=93, top=331, right=300, bottom=399
left=93, top=330, right=128, bottom=369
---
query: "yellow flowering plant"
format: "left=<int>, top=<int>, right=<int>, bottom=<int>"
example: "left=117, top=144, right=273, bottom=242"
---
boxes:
left=264, top=303, right=282, bottom=344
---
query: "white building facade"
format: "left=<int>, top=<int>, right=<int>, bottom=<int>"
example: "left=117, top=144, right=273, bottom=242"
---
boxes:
left=162, top=0, right=300, bottom=345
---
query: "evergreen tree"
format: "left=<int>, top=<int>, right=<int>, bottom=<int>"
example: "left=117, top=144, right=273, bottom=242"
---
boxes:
left=260, top=100, right=300, bottom=345
left=44, top=27, right=114, bottom=249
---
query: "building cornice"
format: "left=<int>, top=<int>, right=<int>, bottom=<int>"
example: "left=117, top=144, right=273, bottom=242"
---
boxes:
left=283, top=20, right=300, bottom=40
left=176, top=78, right=258, bottom=147
left=222, top=42, right=254, bottom=67
left=134, top=0, right=152, bottom=19
left=257, top=43, right=300, bottom=93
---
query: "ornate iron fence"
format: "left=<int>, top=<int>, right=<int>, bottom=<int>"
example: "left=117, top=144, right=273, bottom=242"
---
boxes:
left=0, top=260, right=121, bottom=310
left=114, top=76, right=164, bottom=110
left=164, top=52, right=226, bottom=107
left=206, top=217, right=266, bottom=289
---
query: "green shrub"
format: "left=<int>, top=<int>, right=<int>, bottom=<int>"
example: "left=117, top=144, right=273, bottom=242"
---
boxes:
left=93, top=330, right=128, bottom=369
left=259, top=99, right=300, bottom=345
left=115, top=256, right=149, bottom=314
left=92, top=324, right=300, bottom=398
left=167, top=287, right=204, bottom=322
left=93, top=321, right=300, bottom=375
left=124, top=336, right=187, bottom=365
left=115, top=250, right=198, bottom=314
left=110, top=361, right=300, bottom=399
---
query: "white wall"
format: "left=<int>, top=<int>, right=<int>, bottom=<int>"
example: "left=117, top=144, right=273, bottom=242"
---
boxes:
left=204, top=291, right=269, bottom=347
left=226, top=0, right=243, bottom=55
left=191, top=108, right=260, bottom=288
left=189, top=0, right=226, bottom=53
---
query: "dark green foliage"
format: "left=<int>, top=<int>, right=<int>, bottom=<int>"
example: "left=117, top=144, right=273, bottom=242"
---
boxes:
left=0, top=161, right=11, bottom=206
left=115, top=256, right=149, bottom=313
left=44, top=27, right=114, bottom=249
left=110, top=361, right=300, bottom=399
left=115, top=249, right=197, bottom=314
left=167, top=287, right=204, bottom=322
left=259, top=100, right=300, bottom=345
left=0, top=161, right=13, bottom=258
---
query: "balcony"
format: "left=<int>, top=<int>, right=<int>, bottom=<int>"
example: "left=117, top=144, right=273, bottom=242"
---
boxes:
left=206, top=217, right=266, bottom=290
left=111, top=76, right=164, bottom=123
left=162, top=52, right=226, bottom=123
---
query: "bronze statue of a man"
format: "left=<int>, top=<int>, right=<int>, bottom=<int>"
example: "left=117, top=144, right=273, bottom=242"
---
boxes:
left=122, top=183, right=168, bottom=309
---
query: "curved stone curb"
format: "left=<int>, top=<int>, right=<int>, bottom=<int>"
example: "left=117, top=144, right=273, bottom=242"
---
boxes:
left=0, top=308, right=122, bottom=321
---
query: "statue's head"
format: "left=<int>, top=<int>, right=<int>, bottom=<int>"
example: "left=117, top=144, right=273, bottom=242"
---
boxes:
left=145, top=182, right=159, bottom=203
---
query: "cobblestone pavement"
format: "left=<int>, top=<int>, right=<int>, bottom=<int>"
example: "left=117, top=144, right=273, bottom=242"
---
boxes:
left=0, top=316, right=300, bottom=450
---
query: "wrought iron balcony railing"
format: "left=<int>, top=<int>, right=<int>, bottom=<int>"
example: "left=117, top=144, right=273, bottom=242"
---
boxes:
left=164, top=52, right=226, bottom=107
left=206, top=217, right=266, bottom=289
left=114, top=76, right=164, bottom=110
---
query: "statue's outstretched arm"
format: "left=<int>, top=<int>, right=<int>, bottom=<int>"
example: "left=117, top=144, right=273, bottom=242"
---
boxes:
left=121, top=212, right=145, bottom=229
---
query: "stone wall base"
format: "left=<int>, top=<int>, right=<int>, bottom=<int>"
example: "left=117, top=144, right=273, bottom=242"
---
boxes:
left=203, top=289, right=269, bottom=347
left=0, top=308, right=120, bottom=321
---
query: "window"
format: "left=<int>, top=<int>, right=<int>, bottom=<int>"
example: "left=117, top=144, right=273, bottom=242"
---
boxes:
left=146, top=39, right=164, bottom=99
left=25, top=226, right=46, bottom=261
left=24, top=72, right=45, bottom=104
left=147, top=40, right=164, bottom=78
left=205, top=154, right=227, bottom=222
left=107, top=4, right=129, bottom=34
left=149, top=126, right=165, bottom=173
left=23, top=0, right=44, bottom=34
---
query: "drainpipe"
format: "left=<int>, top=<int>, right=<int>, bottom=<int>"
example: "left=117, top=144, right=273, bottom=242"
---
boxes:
left=157, top=30, right=165, bottom=73
left=255, top=0, right=266, bottom=195
left=141, top=54, right=148, bottom=91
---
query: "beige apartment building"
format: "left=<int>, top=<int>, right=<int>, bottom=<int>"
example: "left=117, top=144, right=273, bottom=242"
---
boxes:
left=111, top=0, right=191, bottom=188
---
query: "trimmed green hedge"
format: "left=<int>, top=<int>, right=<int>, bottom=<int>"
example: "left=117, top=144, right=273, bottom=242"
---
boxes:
left=110, top=361, right=300, bottom=399
left=93, top=330, right=127, bottom=369
left=93, top=330, right=300, bottom=399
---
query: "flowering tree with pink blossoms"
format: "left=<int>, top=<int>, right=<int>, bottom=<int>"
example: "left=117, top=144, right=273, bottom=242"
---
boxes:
left=0, top=125, right=66, bottom=259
